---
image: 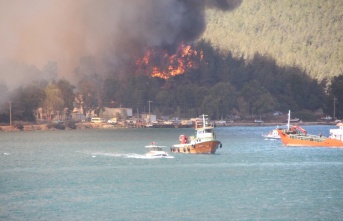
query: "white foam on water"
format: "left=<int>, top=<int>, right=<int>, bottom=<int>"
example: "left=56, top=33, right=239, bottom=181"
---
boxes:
left=89, top=152, right=173, bottom=159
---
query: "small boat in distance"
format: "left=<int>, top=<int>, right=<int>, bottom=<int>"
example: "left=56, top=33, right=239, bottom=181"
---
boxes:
left=263, top=117, right=292, bottom=140
left=262, top=128, right=281, bottom=140
left=145, top=143, right=174, bottom=158
left=321, top=116, right=333, bottom=121
left=277, top=111, right=343, bottom=147
left=171, top=114, right=222, bottom=154
left=289, top=117, right=300, bottom=122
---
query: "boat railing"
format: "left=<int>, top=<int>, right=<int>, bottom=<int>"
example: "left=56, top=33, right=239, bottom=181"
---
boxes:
left=289, top=134, right=327, bottom=142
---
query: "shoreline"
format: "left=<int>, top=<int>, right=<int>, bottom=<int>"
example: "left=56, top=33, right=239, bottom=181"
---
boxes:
left=0, top=121, right=337, bottom=132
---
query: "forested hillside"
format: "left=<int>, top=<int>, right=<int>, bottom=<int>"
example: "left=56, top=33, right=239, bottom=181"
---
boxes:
left=202, top=0, right=343, bottom=80
left=4, top=40, right=343, bottom=123
left=2, top=0, right=343, bottom=123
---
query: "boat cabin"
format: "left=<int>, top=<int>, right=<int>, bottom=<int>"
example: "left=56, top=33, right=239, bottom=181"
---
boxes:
left=145, top=145, right=165, bottom=151
left=329, top=123, right=343, bottom=141
left=196, top=127, right=214, bottom=138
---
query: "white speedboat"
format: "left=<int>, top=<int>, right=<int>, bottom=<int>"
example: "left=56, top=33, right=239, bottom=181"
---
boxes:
left=262, top=129, right=281, bottom=140
left=145, top=144, right=173, bottom=158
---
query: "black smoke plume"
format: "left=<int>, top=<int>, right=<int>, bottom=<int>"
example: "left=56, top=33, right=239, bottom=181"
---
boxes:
left=0, top=0, right=242, bottom=89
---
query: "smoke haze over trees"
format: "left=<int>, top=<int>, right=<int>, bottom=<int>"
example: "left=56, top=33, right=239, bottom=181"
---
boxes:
left=2, top=40, right=342, bottom=123
left=0, top=0, right=241, bottom=89
left=1, top=0, right=342, bottom=123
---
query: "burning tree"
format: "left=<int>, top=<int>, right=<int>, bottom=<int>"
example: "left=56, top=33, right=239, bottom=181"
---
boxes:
left=135, top=43, right=203, bottom=79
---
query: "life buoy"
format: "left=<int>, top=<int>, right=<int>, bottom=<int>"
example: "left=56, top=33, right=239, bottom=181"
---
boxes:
left=179, top=135, right=189, bottom=144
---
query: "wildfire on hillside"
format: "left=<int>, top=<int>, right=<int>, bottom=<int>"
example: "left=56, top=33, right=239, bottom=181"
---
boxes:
left=135, top=43, right=203, bottom=79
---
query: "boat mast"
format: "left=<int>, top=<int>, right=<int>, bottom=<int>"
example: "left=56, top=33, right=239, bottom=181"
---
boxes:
left=202, top=114, right=207, bottom=128
left=287, top=110, right=291, bottom=131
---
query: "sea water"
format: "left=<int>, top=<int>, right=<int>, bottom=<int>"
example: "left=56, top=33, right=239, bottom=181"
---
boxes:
left=1, top=125, right=342, bottom=220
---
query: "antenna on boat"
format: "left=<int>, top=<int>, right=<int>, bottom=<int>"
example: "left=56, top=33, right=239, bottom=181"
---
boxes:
left=201, top=114, right=208, bottom=128
left=287, top=110, right=291, bottom=131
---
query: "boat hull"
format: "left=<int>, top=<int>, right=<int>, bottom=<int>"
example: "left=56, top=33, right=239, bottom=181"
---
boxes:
left=277, top=130, right=343, bottom=147
left=171, top=140, right=221, bottom=154
left=262, top=135, right=280, bottom=140
left=145, top=154, right=174, bottom=159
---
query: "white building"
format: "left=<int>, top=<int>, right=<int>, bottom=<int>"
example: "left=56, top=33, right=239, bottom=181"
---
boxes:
left=140, top=113, right=156, bottom=123
left=101, top=107, right=133, bottom=119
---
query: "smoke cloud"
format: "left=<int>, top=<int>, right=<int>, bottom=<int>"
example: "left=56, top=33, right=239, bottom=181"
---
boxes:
left=0, top=0, right=242, bottom=89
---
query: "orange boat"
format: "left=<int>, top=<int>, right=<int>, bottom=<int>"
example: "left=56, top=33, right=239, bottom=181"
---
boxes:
left=277, top=111, right=343, bottom=147
left=171, top=114, right=222, bottom=154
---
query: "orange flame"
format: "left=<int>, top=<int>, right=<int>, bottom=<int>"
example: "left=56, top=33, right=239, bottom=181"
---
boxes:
left=136, top=43, right=203, bottom=79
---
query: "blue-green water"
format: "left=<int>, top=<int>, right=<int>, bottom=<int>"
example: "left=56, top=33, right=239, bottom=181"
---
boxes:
left=1, top=126, right=343, bottom=220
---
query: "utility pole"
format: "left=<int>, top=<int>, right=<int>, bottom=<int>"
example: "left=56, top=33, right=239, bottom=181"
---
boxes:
left=147, top=100, right=153, bottom=123
left=9, top=101, right=12, bottom=127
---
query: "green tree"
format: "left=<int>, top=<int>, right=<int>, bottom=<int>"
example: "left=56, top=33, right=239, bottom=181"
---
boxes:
left=201, top=95, right=220, bottom=119
left=7, top=83, right=46, bottom=122
left=328, top=74, right=343, bottom=118
left=22, top=85, right=46, bottom=121
left=202, top=0, right=343, bottom=81
left=43, top=84, right=64, bottom=120
left=240, top=80, right=276, bottom=116
left=205, top=82, right=237, bottom=119
left=175, top=85, right=195, bottom=115
left=56, top=79, right=75, bottom=115
left=77, top=76, right=102, bottom=115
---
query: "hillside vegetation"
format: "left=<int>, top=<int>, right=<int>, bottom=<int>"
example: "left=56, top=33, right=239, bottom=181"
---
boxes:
left=202, top=0, right=343, bottom=80
left=2, top=0, right=343, bottom=123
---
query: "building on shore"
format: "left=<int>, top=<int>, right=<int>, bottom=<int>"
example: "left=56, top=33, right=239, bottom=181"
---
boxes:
left=101, top=107, right=133, bottom=120
left=140, top=113, right=156, bottom=123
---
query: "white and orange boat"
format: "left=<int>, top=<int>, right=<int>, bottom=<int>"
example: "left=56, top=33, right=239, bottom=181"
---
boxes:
left=277, top=111, right=343, bottom=147
left=171, top=114, right=222, bottom=154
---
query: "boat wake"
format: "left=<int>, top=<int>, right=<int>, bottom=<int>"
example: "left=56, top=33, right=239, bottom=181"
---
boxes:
left=88, top=152, right=174, bottom=159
